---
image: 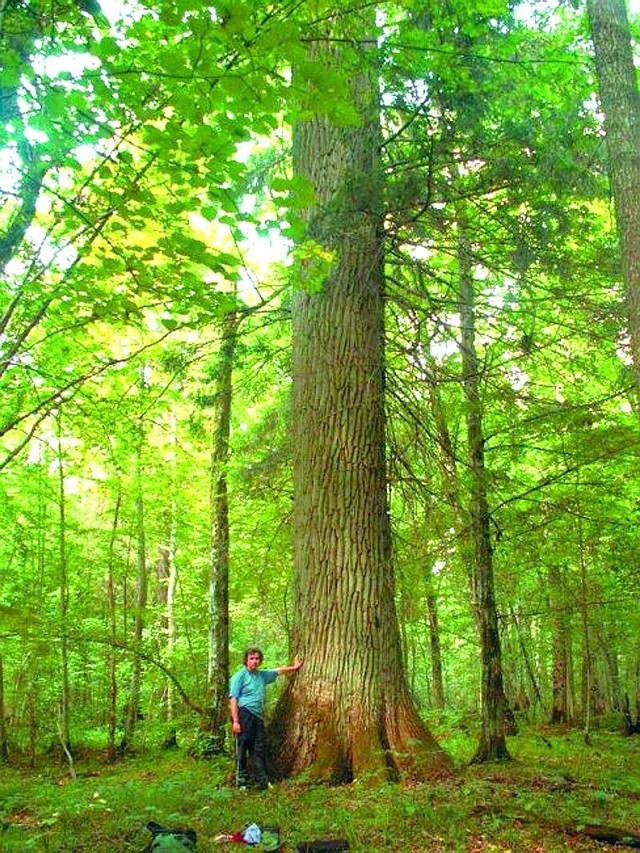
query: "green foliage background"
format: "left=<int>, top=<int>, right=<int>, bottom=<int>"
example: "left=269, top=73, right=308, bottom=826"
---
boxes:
left=0, top=0, right=639, bottom=762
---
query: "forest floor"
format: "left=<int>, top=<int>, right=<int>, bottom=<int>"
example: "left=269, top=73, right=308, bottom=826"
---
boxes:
left=0, top=719, right=638, bottom=852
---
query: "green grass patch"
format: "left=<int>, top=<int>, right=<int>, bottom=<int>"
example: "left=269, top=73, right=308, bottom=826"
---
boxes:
left=0, top=725, right=638, bottom=851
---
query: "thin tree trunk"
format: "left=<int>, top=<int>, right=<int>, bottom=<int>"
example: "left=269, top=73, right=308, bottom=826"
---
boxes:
left=26, top=458, right=46, bottom=766
left=156, top=415, right=179, bottom=724
left=56, top=417, right=72, bottom=756
left=419, top=322, right=465, bottom=520
left=566, top=635, right=576, bottom=721
left=623, top=654, right=640, bottom=734
left=456, top=216, right=511, bottom=763
left=156, top=544, right=170, bottom=705
left=587, top=0, right=640, bottom=393
left=206, top=308, right=238, bottom=754
left=273, top=13, right=450, bottom=783
left=157, top=547, right=170, bottom=609
left=121, top=417, right=148, bottom=751
left=0, top=656, right=9, bottom=763
left=577, top=510, right=593, bottom=745
left=426, top=592, right=445, bottom=709
left=509, top=605, right=542, bottom=711
left=166, top=427, right=179, bottom=722
left=635, top=655, right=640, bottom=732
left=166, top=546, right=178, bottom=722
left=420, top=332, right=466, bottom=714
left=596, top=625, right=622, bottom=713
left=549, top=564, right=571, bottom=724
left=27, top=682, right=36, bottom=769
left=107, top=491, right=121, bottom=763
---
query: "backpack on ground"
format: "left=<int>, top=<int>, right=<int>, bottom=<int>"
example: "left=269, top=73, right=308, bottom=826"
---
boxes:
left=146, top=820, right=197, bottom=852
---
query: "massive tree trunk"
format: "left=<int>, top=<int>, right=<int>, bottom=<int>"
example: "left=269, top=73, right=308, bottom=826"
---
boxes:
left=457, top=216, right=511, bottom=763
left=587, top=4, right=640, bottom=730
left=272, top=12, right=450, bottom=784
left=586, top=0, right=640, bottom=393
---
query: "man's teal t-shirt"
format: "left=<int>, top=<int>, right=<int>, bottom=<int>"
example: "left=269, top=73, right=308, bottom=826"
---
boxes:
left=229, top=667, right=278, bottom=718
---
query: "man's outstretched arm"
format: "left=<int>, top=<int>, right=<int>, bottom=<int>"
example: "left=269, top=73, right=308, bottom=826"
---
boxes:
left=275, top=656, right=304, bottom=675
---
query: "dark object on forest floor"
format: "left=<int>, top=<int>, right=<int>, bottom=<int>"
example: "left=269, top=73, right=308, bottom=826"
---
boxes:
left=568, top=823, right=640, bottom=848
left=145, top=820, right=197, bottom=851
left=623, top=692, right=640, bottom=735
left=481, top=809, right=640, bottom=849
left=296, top=841, right=349, bottom=852
left=162, top=728, right=179, bottom=749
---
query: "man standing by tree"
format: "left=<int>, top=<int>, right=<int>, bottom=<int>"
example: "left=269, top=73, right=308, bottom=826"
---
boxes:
left=229, top=648, right=303, bottom=790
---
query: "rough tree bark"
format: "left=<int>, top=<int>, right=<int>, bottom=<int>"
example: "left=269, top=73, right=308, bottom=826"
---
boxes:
left=587, top=15, right=640, bottom=727
left=271, top=10, right=450, bottom=783
left=586, top=0, right=640, bottom=393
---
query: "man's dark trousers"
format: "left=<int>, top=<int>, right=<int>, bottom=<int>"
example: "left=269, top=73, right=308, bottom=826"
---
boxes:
left=236, top=707, right=268, bottom=789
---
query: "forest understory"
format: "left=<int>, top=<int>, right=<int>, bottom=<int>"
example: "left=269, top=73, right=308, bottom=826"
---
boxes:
left=0, top=721, right=638, bottom=852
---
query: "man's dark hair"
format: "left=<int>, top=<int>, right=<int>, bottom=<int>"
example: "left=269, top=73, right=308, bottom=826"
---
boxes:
left=243, top=647, right=264, bottom=665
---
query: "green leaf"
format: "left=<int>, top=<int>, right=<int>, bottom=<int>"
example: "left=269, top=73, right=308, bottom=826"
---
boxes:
left=43, top=88, right=68, bottom=118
